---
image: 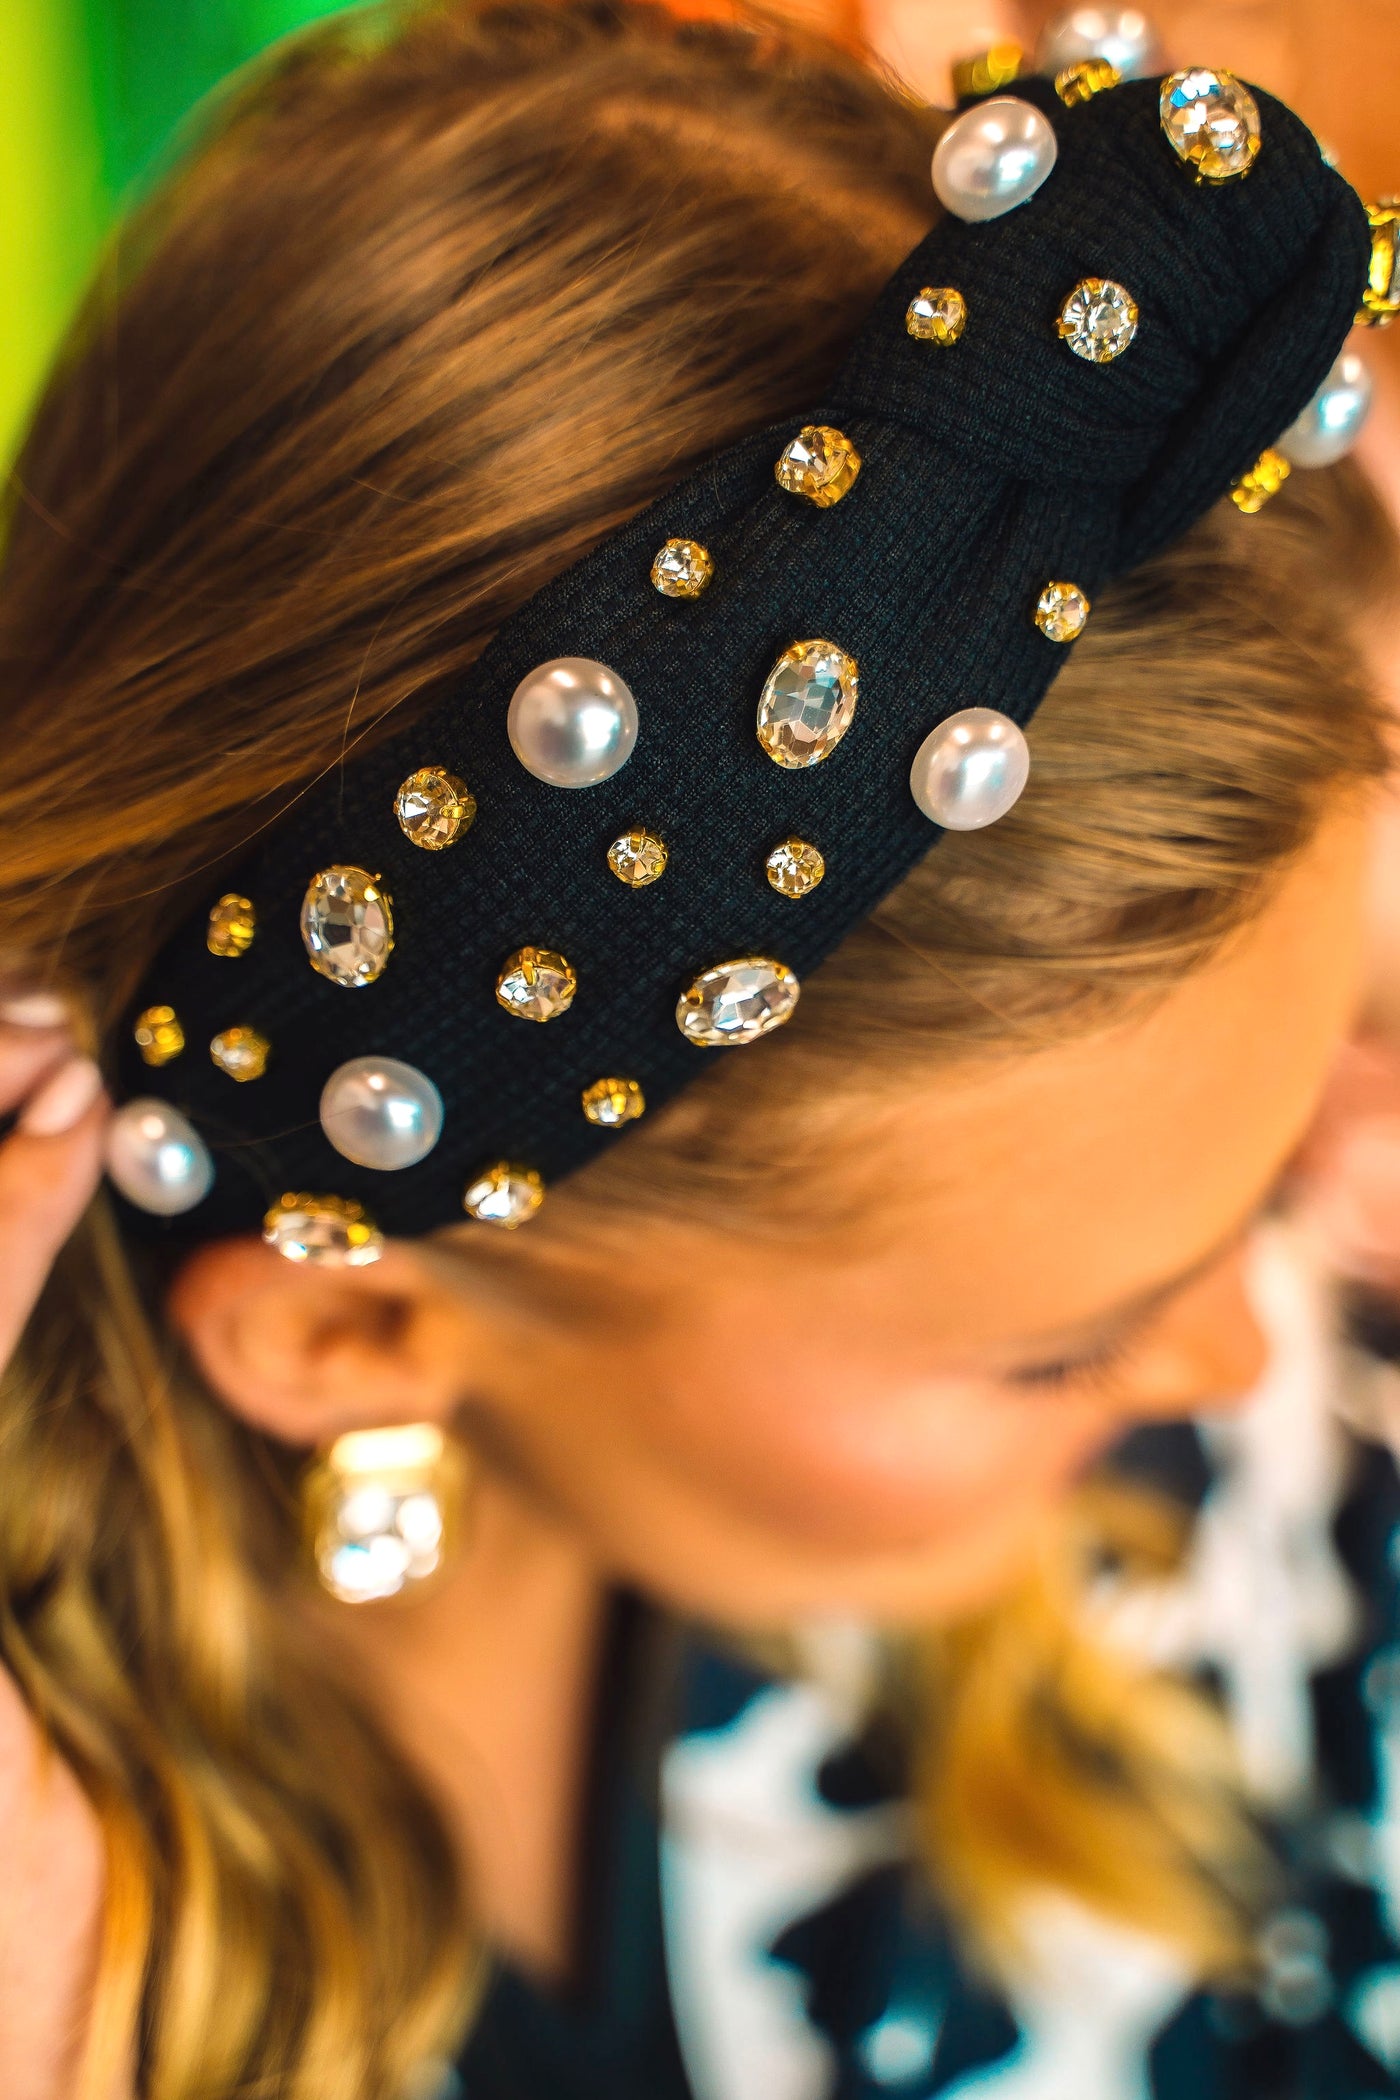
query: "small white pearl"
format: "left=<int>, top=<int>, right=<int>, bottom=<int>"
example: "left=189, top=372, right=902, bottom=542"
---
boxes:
left=1278, top=349, right=1373, bottom=469
left=105, top=1098, right=214, bottom=1215
left=911, top=709, right=1030, bottom=829
left=932, top=98, right=1058, bottom=224
left=507, top=657, right=638, bottom=788
left=320, top=1056, right=444, bottom=1171
left=1035, top=7, right=1161, bottom=79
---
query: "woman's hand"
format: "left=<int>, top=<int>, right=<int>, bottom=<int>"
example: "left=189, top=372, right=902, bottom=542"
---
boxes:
left=0, top=996, right=114, bottom=2100
left=0, top=997, right=106, bottom=1362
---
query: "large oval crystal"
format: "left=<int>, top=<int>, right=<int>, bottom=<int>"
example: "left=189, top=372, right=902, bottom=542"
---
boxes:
left=756, top=641, right=858, bottom=769
left=301, top=867, right=394, bottom=988
left=676, top=958, right=801, bottom=1047
left=1160, top=69, right=1261, bottom=182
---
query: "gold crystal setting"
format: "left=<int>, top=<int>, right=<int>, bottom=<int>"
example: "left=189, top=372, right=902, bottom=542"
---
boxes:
left=1359, top=203, right=1400, bottom=328
left=134, top=1004, right=185, bottom=1067
left=463, top=1161, right=546, bottom=1228
left=210, top=1025, right=270, bottom=1082
left=263, top=1192, right=384, bottom=1267
left=1035, top=581, right=1091, bottom=643
left=1160, top=69, right=1262, bottom=183
left=676, top=958, right=801, bottom=1048
left=608, top=828, right=668, bottom=887
left=301, top=867, right=394, bottom=988
left=906, top=287, right=967, bottom=346
left=1056, top=58, right=1121, bottom=106
left=651, top=538, right=714, bottom=598
left=581, top=1076, right=647, bottom=1128
left=395, top=766, right=477, bottom=851
left=951, top=41, right=1024, bottom=100
left=775, top=426, right=862, bottom=509
left=765, top=838, right=826, bottom=898
left=757, top=640, right=859, bottom=769
left=207, top=894, right=256, bottom=958
left=1232, top=448, right=1292, bottom=514
left=495, top=946, right=577, bottom=1023
left=1057, top=279, right=1139, bottom=363
left=304, top=1423, right=465, bottom=1605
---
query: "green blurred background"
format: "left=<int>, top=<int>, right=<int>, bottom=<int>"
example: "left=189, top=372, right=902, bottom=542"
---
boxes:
left=0, top=0, right=358, bottom=466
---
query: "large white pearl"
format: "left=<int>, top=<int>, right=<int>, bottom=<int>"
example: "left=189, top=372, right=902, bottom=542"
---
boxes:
left=507, top=657, right=638, bottom=788
left=105, top=1098, right=214, bottom=1216
left=320, top=1056, right=443, bottom=1170
left=1278, top=349, right=1373, bottom=469
left=1035, top=7, right=1161, bottom=79
left=911, top=709, right=1030, bottom=829
left=932, top=98, right=1058, bottom=223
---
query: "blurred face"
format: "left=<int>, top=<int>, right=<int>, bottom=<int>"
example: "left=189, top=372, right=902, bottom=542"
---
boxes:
left=429, top=799, right=1370, bottom=1625
left=176, top=799, right=1372, bottom=1630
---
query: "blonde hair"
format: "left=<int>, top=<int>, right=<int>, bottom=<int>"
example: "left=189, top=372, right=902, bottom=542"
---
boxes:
left=0, top=2, right=1392, bottom=2092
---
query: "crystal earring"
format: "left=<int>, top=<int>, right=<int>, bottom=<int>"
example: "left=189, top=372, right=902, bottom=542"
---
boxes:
left=302, top=1423, right=469, bottom=1604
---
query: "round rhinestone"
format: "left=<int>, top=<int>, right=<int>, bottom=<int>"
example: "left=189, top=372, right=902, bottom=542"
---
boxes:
left=607, top=828, right=668, bottom=887
left=906, top=287, right=967, bottom=345
left=495, top=946, right=577, bottom=1023
left=263, top=1192, right=384, bottom=1267
left=301, top=867, right=394, bottom=988
left=581, top=1076, right=646, bottom=1127
left=395, top=766, right=476, bottom=850
left=765, top=838, right=826, bottom=898
left=134, top=1003, right=185, bottom=1067
left=210, top=1026, right=270, bottom=1082
left=756, top=640, right=859, bottom=769
left=651, top=538, right=714, bottom=598
left=1057, top=278, right=1138, bottom=363
left=774, top=426, right=862, bottom=508
left=463, top=1162, right=545, bottom=1228
left=1034, top=581, right=1091, bottom=642
left=207, top=894, right=256, bottom=958
left=676, top=958, right=801, bottom=1048
left=1160, top=69, right=1261, bottom=183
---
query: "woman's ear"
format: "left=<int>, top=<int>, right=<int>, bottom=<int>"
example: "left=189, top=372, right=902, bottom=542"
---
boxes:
left=168, top=1238, right=480, bottom=1445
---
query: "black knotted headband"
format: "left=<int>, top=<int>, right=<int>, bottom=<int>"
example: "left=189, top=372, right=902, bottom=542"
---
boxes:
left=115, top=71, right=1374, bottom=1246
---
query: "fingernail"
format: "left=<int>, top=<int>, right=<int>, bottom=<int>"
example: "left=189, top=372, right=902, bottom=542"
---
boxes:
left=18, top=1057, right=104, bottom=1137
left=0, top=993, right=69, bottom=1030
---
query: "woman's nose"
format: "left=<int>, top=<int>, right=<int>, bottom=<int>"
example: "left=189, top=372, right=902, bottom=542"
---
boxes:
left=1119, top=1243, right=1269, bottom=1422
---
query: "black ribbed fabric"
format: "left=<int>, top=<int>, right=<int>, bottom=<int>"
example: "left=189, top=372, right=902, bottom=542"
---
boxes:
left=119, top=75, right=1371, bottom=1242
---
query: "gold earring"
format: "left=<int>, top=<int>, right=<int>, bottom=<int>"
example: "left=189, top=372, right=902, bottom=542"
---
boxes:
left=302, top=1423, right=469, bottom=1604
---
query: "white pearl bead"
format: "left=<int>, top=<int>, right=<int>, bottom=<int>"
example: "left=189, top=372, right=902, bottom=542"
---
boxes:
left=507, top=657, right=638, bottom=788
left=320, top=1056, right=443, bottom=1171
left=105, top=1098, right=214, bottom=1216
left=932, top=98, right=1058, bottom=224
left=1035, top=7, right=1161, bottom=79
left=1278, top=349, right=1373, bottom=469
left=911, top=709, right=1031, bottom=829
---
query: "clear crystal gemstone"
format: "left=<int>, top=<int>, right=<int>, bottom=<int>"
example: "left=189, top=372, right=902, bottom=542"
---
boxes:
left=395, top=766, right=476, bottom=850
left=607, top=828, right=668, bottom=886
left=774, top=426, right=862, bottom=507
left=134, top=1003, right=185, bottom=1066
left=1160, top=69, right=1261, bottom=182
left=1057, top=279, right=1139, bottom=363
left=676, top=958, right=801, bottom=1047
left=309, top=1426, right=454, bottom=1602
left=207, top=893, right=256, bottom=957
left=209, top=1025, right=270, bottom=1081
left=1034, top=580, right=1091, bottom=642
left=651, top=538, right=714, bottom=598
left=463, top=1161, right=545, bottom=1227
left=263, top=1192, right=384, bottom=1266
left=906, top=287, right=967, bottom=344
left=765, top=838, right=826, bottom=898
left=301, top=867, right=394, bottom=988
left=495, top=946, right=577, bottom=1023
left=581, top=1076, right=646, bottom=1127
left=756, top=640, right=859, bottom=769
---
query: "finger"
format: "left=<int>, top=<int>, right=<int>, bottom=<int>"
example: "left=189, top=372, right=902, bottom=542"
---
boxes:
left=0, top=1025, right=76, bottom=1122
left=0, top=1060, right=107, bottom=1365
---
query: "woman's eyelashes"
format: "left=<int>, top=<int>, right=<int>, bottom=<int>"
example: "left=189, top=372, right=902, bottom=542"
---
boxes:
left=1004, top=1325, right=1141, bottom=1396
